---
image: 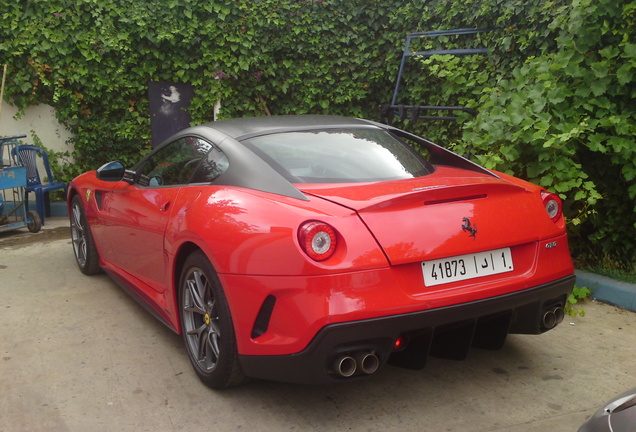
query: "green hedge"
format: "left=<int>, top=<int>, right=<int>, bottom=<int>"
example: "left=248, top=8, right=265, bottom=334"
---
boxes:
left=1, top=0, right=634, bottom=266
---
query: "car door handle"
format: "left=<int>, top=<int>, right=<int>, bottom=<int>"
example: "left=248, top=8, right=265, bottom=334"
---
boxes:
left=159, top=201, right=170, bottom=212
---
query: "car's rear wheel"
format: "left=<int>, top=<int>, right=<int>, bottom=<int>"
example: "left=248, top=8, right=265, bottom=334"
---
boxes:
left=70, top=195, right=100, bottom=275
left=179, top=251, right=247, bottom=389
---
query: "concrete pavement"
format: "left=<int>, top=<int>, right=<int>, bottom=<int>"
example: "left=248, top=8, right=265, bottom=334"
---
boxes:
left=1, top=218, right=635, bottom=432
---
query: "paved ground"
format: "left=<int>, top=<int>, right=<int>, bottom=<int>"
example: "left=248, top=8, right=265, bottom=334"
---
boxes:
left=1, top=218, right=635, bottom=432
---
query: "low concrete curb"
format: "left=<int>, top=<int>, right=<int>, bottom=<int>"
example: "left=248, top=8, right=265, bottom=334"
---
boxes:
left=576, top=269, right=636, bottom=312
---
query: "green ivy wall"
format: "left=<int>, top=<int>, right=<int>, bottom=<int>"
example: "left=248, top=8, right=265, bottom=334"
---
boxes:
left=1, top=0, right=634, bottom=265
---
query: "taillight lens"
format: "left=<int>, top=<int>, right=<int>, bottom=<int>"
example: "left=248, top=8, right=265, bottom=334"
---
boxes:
left=298, top=221, right=337, bottom=261
left=541, top=192, right=562, bottom=222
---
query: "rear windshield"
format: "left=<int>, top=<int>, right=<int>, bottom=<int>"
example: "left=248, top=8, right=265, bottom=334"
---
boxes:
left=242, top=129, right=433, bottom=183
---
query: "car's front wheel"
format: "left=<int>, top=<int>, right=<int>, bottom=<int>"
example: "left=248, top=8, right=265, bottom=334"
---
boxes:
left=70, top=194, right=100, bottom=275
left=179, top=251, right=247, bottom=389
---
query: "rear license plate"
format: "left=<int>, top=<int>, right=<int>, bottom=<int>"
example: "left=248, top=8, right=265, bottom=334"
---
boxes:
left=422, top=247, right=514, bottom=287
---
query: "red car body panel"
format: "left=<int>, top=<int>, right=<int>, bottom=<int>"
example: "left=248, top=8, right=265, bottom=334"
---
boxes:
left=71, top=167, right=573, bottom=357
left=68, top=116, right=575, bottom=384
left=223, top=232, right=572, bottom=357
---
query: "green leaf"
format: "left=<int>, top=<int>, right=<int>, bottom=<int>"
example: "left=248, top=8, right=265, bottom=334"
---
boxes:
left=599, top=46, right=619, bottom=59
left=616, top=64, right=633, bottom=86
left=590, top=61, right=609, bottom=79
left=589, top=79, right=608, bottom=96
left=624, top=43, right=636, bottom=59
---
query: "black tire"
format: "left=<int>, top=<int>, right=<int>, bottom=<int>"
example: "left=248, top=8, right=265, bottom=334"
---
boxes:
left=70, top=194, right=101, bottom=275
left=179, top=251, right=248, bottom=389
left=26, top=210, right=41, bottom=233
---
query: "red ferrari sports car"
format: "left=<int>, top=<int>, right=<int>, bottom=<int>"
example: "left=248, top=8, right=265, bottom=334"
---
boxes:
left=68, top=115, right=575, bottom=389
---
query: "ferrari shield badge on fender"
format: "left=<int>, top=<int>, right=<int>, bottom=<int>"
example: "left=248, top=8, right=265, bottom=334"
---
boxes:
left=462, top=217, right=477, bottom=239
left=85, top=189, right=91, bottom=202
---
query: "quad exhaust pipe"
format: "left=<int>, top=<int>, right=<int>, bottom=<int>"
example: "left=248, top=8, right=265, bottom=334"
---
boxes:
left=542, top=306, right=565, bottom=329
left=332, top=352, right=380, bottom=378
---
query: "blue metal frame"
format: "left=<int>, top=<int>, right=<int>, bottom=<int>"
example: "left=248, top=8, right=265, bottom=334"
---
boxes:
left=0, top=134, right=31, bottom=232
left=384, top=28, right=489, bottom=124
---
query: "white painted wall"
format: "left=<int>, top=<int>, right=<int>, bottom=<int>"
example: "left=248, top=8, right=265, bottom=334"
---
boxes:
left=0, top=100, right=74, bottom=155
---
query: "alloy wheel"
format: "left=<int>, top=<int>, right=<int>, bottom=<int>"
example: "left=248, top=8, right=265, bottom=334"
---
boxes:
left=70, top=201, right=87, bottom=268
left=182, top=267, right=221, bottom=372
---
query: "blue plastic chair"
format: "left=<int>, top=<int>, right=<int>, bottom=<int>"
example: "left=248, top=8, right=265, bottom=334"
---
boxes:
left=12, top=145, right=67, bottom=225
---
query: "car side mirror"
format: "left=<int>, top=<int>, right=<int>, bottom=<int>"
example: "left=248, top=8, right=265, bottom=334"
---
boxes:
left=96, top=161, right=134, bottom=183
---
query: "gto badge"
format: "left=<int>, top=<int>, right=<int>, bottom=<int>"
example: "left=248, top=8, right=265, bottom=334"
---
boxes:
left=462, top=217, right=477, bottom=239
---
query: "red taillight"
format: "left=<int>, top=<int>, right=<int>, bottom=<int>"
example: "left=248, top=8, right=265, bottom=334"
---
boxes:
left=298, top=221, right=337, bottom=261
left=541, top=192, right=562, bottom=222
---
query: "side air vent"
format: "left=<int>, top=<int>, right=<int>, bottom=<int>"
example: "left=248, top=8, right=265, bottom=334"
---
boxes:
left=251, top=295, right=276, bottom=339
left=95, top=191, right=104, bottom=210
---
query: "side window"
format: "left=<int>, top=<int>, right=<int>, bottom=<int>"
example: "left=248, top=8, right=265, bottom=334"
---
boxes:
left=138, top=137, right=212, bottom=186
left=189, top=143, right=229, bottom=183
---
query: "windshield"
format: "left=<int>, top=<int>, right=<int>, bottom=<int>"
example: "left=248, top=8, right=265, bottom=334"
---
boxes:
left=243, top=129, right=433, bottom=183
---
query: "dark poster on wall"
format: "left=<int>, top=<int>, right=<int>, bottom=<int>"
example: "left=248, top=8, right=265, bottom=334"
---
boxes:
left=148, top=81, right=194, bottom=148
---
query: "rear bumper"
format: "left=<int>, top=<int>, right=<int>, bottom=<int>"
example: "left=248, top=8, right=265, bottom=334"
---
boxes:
left=238, top=275, right=575, bottom=384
